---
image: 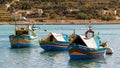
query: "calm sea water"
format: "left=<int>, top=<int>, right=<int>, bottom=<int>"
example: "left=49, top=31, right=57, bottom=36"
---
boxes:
left=0, top=24, right=120, bottom=68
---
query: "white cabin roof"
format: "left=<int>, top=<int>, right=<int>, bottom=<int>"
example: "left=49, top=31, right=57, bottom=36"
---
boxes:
left=52, top=33, right=66, bottom=42
left=80, top=35, right=98, bottom=49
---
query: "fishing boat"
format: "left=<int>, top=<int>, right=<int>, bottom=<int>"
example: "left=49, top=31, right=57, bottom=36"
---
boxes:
left=39, top=32, right=70, bottom=50
left=9, top=18, right=38, bottom=48
left=68, top=27, right=108, bottom=59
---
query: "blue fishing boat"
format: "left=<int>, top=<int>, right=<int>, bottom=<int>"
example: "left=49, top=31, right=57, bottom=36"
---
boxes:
left=39, top=32, right=70, bottom=50
left=68, top=28, right=108, bottom=59
left=9, top=18, right=38, bottom=48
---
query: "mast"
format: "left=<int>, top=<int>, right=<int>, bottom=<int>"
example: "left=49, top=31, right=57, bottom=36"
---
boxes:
left=14, top=12, right=17, bottom=35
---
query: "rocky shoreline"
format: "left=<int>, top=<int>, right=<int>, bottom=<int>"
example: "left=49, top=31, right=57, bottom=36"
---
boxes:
left=0, top=20, right=120, bottom=25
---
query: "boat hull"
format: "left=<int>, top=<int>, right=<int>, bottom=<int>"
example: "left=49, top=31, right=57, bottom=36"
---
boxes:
left=9, top=35, right=38, bottom=48
left=11, top=43, right=35, bottom=48
left=40, top=42, right=69, bottom=50
left=69, top=45, right=106, bottom=59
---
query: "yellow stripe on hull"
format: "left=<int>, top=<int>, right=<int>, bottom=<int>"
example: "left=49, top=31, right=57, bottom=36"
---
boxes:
left=10, top=38, right=37, bottom=44
left=70, top=51, right=84, bottom=55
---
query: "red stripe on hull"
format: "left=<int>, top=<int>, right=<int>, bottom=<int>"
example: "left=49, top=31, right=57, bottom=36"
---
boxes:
left=40, top=43, right=68, bottom=48
left=69, top=48, right=104, bottom=56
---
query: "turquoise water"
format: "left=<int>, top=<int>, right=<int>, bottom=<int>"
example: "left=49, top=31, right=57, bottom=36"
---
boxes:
left=0, top=24, right=120, bottom=68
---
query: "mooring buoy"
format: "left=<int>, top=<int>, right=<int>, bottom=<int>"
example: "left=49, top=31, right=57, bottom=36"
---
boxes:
left=106, top=47, right=113, bottom=54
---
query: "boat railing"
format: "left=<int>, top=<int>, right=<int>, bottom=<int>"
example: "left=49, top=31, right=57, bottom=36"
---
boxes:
left=15, top=29, right=29, bottom=35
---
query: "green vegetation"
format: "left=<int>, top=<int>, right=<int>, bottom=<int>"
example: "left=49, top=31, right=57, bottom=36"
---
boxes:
left=0, top=4, right=12, bottom=22
left=0, top=0, right=12, bottom=4
left=0, top=0, right=120, bottom=22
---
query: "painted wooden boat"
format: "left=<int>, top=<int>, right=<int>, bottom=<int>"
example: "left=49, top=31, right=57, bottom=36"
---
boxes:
left=9, top=20, right=38, bottom=48
left=39, top=32, right=70, bottom=50
left=68, top=29, right=107, bottom=59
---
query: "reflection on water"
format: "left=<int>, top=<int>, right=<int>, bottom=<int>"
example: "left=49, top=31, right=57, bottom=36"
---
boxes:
left=69, top=58, right=106, bottom=68
left=40, top=50, right=70, bottom=68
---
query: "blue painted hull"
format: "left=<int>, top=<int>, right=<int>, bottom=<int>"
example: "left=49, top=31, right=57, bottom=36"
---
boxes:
left=70, top=54, right=104, bottom=59
left=9, top=35, right=38, bottom=48
left=40, top=44, right=68, bottom=51
left=11, top=43, right=35, bottom=48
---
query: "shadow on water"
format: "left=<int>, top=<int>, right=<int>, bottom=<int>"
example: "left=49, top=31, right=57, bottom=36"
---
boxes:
left=8, top=46, right=41, bottom=57
left=10, top=47, right=31, bottom=53
left=39, top=50, right=70, bottom=68
left=68, top=57, right=107, bottom=68
left=40, top=50, right=67, bottom=57
left=9, top=45, right=40, bottom=52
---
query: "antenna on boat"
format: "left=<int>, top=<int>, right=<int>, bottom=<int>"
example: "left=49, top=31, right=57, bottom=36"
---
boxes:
left=88, top=21, right=92, bottom=29
left=97, top=32, right=101, bottom=39
left=73, top=29, right=75, bottom=34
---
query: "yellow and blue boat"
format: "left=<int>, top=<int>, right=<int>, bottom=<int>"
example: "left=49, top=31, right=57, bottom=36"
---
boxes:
left=9, top=20, right=38, bottom=48
left=39, top=32, right=70, bottom=50
left=68, top=28, right=108, bottom=59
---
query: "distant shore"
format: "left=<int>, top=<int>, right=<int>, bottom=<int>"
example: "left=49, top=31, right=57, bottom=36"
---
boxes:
left=0, top=19, right=120, bottom=25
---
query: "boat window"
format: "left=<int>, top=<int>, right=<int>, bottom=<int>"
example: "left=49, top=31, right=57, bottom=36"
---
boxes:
left=50, top=35, right=54, bottom=41
left=46, top=35, right=55, bottom=42
left=71, top=35, right=86, bottom=46
left=21, top=28, right=24, bottom=30
left=16, top=30, right=28, bottom=35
